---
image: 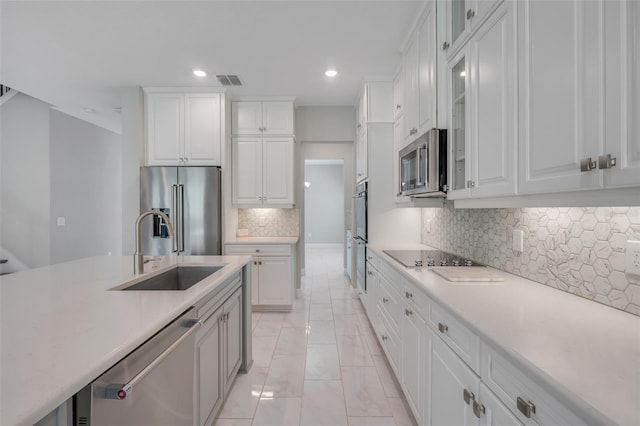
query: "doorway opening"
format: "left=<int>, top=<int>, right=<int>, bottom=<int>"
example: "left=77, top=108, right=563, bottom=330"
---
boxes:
left=304, top=159, right=345, bottom=262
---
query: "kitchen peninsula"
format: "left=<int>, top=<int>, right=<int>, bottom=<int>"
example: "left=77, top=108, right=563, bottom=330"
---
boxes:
left=0, top=254, right=252, bottom=425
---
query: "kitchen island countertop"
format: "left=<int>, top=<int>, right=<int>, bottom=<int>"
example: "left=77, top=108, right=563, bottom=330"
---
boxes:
left=0, top=255, right=251, bottom=426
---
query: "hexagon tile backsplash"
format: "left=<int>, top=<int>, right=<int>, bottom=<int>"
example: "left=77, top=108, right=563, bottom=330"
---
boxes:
left=238, top=208, right=300, bottom=237
left=421, top=204, right=640, bottom=316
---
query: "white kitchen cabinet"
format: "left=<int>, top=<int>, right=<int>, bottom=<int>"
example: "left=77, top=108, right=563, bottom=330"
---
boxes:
left=393, top=67, right=404, bottom=121
left=145, top=91, right=222, bottom=166
left=401, top=299, right=426, bottom=424
left=448, top=2, right=517, bottom=200
left=426, top=326, right=480, bottom=426
left=418, top=3, right=438, bottom=136
left=356, top=81, right=393, bottom=183
left=441, top=0, right=503, bottom=58
left=403, top=36, right=419, bottom=143
left=225, top=244, right=294, bottom=311
left=232, top=137, right=294, bottom=207
left=232, top=101, right=294, bottom=136
left=195, top=286, right=243, bottom=426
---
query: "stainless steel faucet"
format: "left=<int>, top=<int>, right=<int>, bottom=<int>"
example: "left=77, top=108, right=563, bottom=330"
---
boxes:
left=134, top=210, right=176, bottom=274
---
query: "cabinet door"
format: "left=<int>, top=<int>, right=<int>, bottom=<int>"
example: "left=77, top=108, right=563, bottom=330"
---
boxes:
left=356, top=126, right=368, bottom=182
left=251, top=260, right=260, bottom=305
left=469, top=3, right=516, bottom=198
left=223, top=288, right=243, bottom=391
left=426, top=327, right=480, bottom=426
left=393, top=118, right=412, bottom=204
left=195, top=309, right=223, bottom=426
left=184, top=94, right=221, bottom=166
left=518, top=0, right=603, bottom=194
left=447, top=49, right=472, bottom=199
left=403, top=36, right=419, bottom=142
left=258, top=256, right=292, bottom=305
left=232, top=137, right=263, bottom=205
left=479, top=383, right=524, bottom=426
left=604, top=0, right=640, bottom=188
left=262, top=137, right=294, bottom=205
left=232, top=102, right=263, bottom=135
left=401, top=306, right=425, bottom=424
left=393, top=68, right=404, bottom=121
left=262, top=102, right=294, bottom=135
left=418, top=4, right=438, bottom=135
left=146, top=93, right=183, bottom=165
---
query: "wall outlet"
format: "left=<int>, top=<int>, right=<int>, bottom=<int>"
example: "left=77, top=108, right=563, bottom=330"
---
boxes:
left=427, top=220, right=432, bottom=234
left=513, top=229, right=524, bottom=253
left=627, top=240, right=640, bottom=276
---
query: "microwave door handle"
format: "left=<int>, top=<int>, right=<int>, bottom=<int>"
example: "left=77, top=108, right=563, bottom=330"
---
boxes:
left=418, top=145, right=426, bottom=185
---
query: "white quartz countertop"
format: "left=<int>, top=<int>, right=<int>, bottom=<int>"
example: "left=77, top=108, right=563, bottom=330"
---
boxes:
left=225, top=236, right=299, bottom=244
left=0, top=255, right=251, bottom=426
left=367, top=244, right=640, bottom=425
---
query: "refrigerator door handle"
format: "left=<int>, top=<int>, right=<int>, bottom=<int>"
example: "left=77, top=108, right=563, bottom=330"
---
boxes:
left=178, top=184, right=185, bottom=252
left=171, top=185, right=179, bottom=252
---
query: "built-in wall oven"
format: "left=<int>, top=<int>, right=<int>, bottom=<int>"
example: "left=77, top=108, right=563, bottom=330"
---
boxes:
left=353, top=181, right=367, bottom=293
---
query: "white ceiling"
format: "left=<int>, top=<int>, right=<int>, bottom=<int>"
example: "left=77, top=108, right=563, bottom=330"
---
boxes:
left=1, top=1, right=424, bottom=133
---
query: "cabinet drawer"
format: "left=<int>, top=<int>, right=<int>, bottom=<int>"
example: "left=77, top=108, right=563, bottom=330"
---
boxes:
left=376, top=308, right=400, bottom=375
left=377, top=275, right=401, bottom=335
left=427, top=302, right=480, bottom=373
left=480, top=343, right=591, bottom=426
left=401, top=280, right=427, bottom=318
left=225, top=244, right=291, bottom=256
left=378, top=259, right=403, bottom=293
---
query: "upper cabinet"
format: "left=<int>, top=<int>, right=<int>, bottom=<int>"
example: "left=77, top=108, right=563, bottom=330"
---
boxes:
left=447, top=2, right=517, bottom=200
left=145, top=90, right=223, bottom=166
left=232, top=101, right=294, bottom=136
left=402, top=2, right=438, bottom=147
left=441, top=0, right=504, bottom=58
left=231, top=98, right=295, bottom=207
left=517, top=0, right=639, bottom=195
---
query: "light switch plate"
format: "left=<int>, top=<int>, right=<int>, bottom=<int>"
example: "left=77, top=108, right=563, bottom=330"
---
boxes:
left=627, top=240, right=640, bottom=276
left=513, top=229, right=524, bottom=253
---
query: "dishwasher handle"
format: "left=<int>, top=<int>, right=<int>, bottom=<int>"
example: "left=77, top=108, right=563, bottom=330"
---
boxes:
left=105, top=319, right=202, bottom=400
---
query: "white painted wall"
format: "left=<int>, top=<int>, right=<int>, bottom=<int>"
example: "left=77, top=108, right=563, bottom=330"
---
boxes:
left=296, top=106, right=356, bottom=142
left=120, top=87, right=144, bottom=255
left=0, top=93, right=52, bottom=270
left=49, top=109, right=122, bottom=264
left=304, top=163, right=344, bottom=244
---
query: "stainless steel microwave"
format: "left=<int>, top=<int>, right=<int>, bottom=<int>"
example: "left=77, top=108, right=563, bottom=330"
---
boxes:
left=399, top=128, right=447, bottom=197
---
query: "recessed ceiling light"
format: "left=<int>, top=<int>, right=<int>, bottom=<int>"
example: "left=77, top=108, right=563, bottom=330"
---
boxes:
left=325, top=70, right=338, bottom=77
left=193, top=69, right=207, bottom=77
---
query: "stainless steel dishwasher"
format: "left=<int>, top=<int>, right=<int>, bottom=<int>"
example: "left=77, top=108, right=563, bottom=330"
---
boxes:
left=74, top=308, right=200, bottom=426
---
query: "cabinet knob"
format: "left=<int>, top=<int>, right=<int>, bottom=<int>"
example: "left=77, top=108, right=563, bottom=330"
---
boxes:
left=357, top=124, right=362, bottom=129
left=255, top=249, right=260, bottom=253
left=598, top=154, right=617, bottom=169
left=466, top=8, right=475, bottom=19
left=438, top=322, right=449, bottom=333
left=396, top=104, right=401, bottom=109
left=405, top=291, right=413, bottom=299
left=580, top=157, right=597, bottom=172
left=184, top=157, right=189, bottom=162
left=442, top=41, right=450, bottom=50
left=405, top=308, right=413, bottom=316
left=516, top=397, right=536, bottom=418
left=382, top=297, right=389, bottom=303
left=259, top=261, right=262, bottom=265
left=381, top=334, right=388, bottom=341
left=368, top=270, right=374, bottom=276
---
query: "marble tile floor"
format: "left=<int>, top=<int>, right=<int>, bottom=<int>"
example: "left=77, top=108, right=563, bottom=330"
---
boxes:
left=215, top=245, right=417, bottom=426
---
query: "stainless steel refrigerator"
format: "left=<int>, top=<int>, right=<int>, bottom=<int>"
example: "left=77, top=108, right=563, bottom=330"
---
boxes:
left=140, top=166, right=221, bottom=256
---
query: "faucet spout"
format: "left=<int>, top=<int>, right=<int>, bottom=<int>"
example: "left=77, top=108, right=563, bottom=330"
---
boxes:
left=134, top=210, right=176, bottom=274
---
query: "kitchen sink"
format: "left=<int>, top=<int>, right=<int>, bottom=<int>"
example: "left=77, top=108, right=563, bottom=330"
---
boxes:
left=121, top=266, right=223, bottom=291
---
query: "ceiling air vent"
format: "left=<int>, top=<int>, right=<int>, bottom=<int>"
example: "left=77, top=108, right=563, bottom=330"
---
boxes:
left=216, top=75, right=243, bottom=86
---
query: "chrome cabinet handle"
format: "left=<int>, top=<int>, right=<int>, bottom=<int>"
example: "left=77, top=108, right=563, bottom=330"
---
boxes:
left=438, top=322, right=448, bottom=333
left=598, top=154, right=617, bottom=169
left=442, top=41, right=450, bottom=50
left=466, top=9, right=475, bottom=19
left=463, top=389, right=475, bottom=405
left=105, top=320, right=202, bottom=400
left=516, top=397, right=536, bottom=418
left=396, top=104, right=401, bottom=109
left=381, top=334, right=388, bottom=341
left=580, top=157, right=597, bottom=172
left=405, top=291, right=413, bottom=299
left=405, top=309, right=413, bottom=316
left=382, top=297, right=389, bottom=303
left=473, top=400, right=485, bottom=418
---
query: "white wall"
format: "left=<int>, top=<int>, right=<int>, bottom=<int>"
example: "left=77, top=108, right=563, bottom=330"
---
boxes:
left=304, top=163, right=344, bottom=244
left=0, top=93, right=52, bottom=270
left=49, top=109, right=121, bottom=264
left=296, top=106, right=356, bottom=142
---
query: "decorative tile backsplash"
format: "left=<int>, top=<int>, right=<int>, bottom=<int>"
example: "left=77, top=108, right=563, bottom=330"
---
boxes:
left=421, top=204, right=640, bottom=316
left=238, top=208, right=300, bottom=237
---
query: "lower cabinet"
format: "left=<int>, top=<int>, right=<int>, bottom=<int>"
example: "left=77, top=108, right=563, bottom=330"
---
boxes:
left=401, top=302, right=426, bottom=425
left=195, top=286, right=243, bottom=426
left=225, top=243, right=295, bottom=311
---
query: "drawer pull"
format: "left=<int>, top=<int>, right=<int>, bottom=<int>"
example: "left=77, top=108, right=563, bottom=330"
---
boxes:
left=381, top=334, right=388, bottom=341
left=438, top=322, right=448, bottom=333
left=405, top=291, right=413, bottom=299
left=473, top=400, right=485, bottom=418
left=255, top=249, right=260, bottom=253
left=516, top=397, right=536, bottom=418
left=382, top=297, right=389, bottom=303
left=405, top=309, right=413, bottom=316
left=463, top=389, right=475, bottom=405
